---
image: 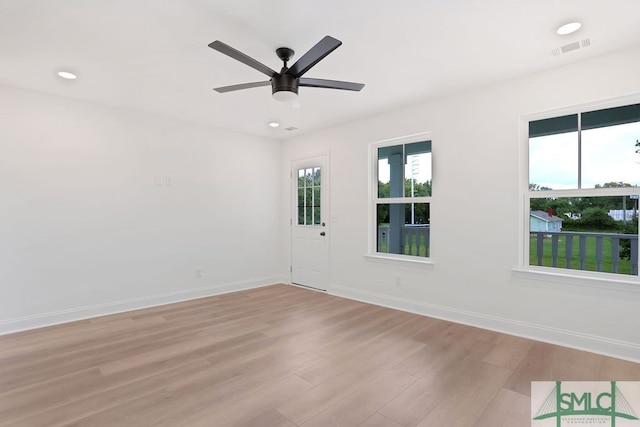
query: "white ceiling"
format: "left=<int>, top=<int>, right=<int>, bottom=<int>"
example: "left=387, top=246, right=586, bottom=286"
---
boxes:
left=1, top=0, right=639, bottom=139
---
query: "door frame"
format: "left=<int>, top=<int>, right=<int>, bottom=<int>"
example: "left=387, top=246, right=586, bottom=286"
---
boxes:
left=290, top=152, right=330, bottom=291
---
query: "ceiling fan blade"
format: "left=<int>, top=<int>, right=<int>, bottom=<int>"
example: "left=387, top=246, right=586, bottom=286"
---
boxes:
left=286, top=36, right=342, bottom=78
left=209, top=40, right=277, bottom=78
left=214, top=81, right=271, bottom=93
left=299, top=78, right=365, bottom=91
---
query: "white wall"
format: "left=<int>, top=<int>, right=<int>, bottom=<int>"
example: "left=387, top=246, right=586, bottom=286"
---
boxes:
left=281, top=46, right=640, bottom=362
left=0, top=85, right=284, bottom=333
left=2, top=46, right=638, bottom=361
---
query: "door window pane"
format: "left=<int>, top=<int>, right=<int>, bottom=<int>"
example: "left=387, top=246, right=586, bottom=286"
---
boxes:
left=305, top=202, right=313, bottom=225
left=297, top=166, right=321, bottom=226
left=313, top=167, right=321, bottom=185
left=314, top=207, right=321, bottom=225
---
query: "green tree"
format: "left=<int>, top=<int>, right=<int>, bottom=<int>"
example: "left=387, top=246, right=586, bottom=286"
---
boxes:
left=529, top=183, right=553, bottom=191
left=377, top=204, right=389, bottom=224
left=405, top=202, right=430, bottom=224
left=378, top=181, right=390, bottom=198
left=620, top=214, right=638, bottom=260
left=576, top=207, right=619, bottom=231
left=529, top=196, right=577, bottom=216
left=529, top=184, right=556, bottom=212
left=592, top=182, right=634, bottom=211
left=405, top=179, right=431, bottom=197
left=530, top=199, right=545, bottom=211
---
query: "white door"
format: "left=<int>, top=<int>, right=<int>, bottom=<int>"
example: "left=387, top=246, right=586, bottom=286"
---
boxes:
left=291, top=155, right=329, bottom=291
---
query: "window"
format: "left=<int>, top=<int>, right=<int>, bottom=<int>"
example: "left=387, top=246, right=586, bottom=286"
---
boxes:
left=371, top=136, right=432, bottom=259
left=526, top=102, right=640, bottom=278
left=297, top=167, right=321, bottom=225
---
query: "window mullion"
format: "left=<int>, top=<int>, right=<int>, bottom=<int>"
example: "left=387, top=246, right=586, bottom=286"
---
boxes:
left=578, top=112, right=582, bottom=189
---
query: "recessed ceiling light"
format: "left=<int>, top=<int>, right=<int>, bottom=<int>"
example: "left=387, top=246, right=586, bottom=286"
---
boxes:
left=557, top=22, right=582, bottom=35
left=268, top=122, right=280, bottom=128
left=57, top=71, right=77, bottom=80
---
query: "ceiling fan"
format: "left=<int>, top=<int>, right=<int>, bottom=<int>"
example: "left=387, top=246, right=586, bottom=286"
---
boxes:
left=208, top=36, right=365, bottom=103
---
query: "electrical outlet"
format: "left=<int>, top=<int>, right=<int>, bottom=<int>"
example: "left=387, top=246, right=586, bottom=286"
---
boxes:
left=195, top=269, right=202, bottom=279
left=395, top=275, right=402, bottom=287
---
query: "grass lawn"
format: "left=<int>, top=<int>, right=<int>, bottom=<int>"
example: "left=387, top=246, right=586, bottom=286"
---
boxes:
left=529, top=235, right=634, bottom=275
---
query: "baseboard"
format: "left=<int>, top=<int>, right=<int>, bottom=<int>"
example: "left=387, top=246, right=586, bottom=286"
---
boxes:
left=0, top=276, right=286, bottom=335
left=329, top=284, right=640, bottom=364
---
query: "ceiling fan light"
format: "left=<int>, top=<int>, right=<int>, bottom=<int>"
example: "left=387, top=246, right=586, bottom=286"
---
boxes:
left=273, top=90, right=298, bottom=102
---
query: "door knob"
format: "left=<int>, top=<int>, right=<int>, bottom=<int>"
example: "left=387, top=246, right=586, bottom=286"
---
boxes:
left=320, top=231, right=326, bottom=236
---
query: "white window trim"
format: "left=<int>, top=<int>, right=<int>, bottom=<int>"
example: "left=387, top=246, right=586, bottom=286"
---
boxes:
left=367, top=131, right=433, bottom=266
left=515, top=93, right=640, bottom=289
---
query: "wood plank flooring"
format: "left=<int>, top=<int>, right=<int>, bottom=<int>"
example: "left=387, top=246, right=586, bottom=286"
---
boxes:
left=1, top=284, right=639, bottom=426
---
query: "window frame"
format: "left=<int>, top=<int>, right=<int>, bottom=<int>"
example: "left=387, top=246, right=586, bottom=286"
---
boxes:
left=367, top=132, right=434, bottom=265
left=517, top=95, right=640, bottom=289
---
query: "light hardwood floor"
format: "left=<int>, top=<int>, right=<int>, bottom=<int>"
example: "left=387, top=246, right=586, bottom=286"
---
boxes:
left=1, top=284, right=639, bottom=426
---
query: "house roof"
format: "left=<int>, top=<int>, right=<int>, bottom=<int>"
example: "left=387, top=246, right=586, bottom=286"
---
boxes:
left=530, top=211, right=564, bottom=222
left=1, top=1, right=639, bottom=139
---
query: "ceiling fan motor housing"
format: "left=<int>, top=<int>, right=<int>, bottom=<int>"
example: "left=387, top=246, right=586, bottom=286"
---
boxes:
left=272, top=73, right=298, bottom=96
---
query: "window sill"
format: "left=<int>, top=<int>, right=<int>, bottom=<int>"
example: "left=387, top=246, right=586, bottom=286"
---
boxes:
left=365, top=253, right=435, bottom=269
left=511, top=267, right=640, bottom=293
